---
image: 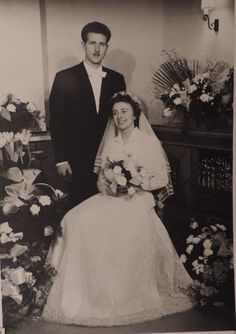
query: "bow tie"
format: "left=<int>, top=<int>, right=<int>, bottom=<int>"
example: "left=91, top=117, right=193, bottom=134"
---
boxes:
left=88, top=69, right=107, bottom=78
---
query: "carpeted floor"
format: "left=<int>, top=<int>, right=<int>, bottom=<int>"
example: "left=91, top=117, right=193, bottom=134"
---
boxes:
left=6, top=308, right=235, bottom=334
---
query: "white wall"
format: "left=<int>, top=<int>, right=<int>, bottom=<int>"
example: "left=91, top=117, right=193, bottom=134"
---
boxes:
left=0, top=0, right=44, bottom=110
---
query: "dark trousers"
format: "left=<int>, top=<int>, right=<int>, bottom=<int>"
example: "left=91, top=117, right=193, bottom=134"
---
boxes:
left=67, top=171, right=98, bottom=206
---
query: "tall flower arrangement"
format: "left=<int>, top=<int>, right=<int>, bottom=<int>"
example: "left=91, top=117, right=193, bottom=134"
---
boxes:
left=152, top=50, right=233, bottom=130
left=0, top=167, right=69, bottom=328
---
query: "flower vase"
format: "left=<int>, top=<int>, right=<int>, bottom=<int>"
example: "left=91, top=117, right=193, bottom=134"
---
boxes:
left=188, top=100, right=219, bottom=131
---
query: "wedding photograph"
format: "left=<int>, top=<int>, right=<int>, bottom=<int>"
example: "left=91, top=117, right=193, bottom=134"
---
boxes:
left=0, top=0, right=235, bottom=334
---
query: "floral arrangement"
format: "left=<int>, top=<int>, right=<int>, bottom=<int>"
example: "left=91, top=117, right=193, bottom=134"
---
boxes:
left=0, top=167, right=70, bottom=328
left=180, top=217, right=234, bottom=311
left=0, top=91, right=45, bottom=167
left=98, top=154, right=149, bottom=197
left=152, top=50, right=233, bottom=130
left=1, top=221, right=57, bottom=327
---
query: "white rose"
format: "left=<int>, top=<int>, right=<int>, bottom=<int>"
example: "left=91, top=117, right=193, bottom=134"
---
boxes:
left=38, top=195, right=51, bottom=206
left=0, top=222, right=12, bottom=234
left=173, top=97, right=182, bottom=105
left=44, top=225, right=54, bottom=236
left=15, top=129, right=31, bottom=145
left=200, top=93, right=210, bottom=103
left=6, top=103, right=16, bottom=112
left=113, top=166, right=122, bottom=175
left=203, top=248, right=213, bottom=257
left=115, top=175, right=127, bottom=187
left=186, top=244, right=194, bottom=254
left=180, top=254, right=187, bottom=263
left=128, top=187, right=136, bottom=196
left=30, top=204, right=40, bottom=215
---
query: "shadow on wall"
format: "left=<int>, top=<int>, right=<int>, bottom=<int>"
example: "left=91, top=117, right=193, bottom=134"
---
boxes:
left=105, top=49, right=136, bottom=88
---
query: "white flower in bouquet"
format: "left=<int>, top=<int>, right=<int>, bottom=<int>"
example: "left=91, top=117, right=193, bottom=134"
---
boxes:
left=163, top=107, right=174, bottom=118
left=10, top=244, right=27, bottom=260
left=0, top=90, right=8, bottom=105
left=186, top=235, right=194, bottom=244
left=210, top=224, right=218, bottom=232
left=0, top=232, right=10, bottom=244
left=54, top=189, right=64, bottom=199
left=199, top=93, right=211, bottom=103
left=140, top=177, right=150, bottom=190
left=26, top=102, right=37, bottom=112
left=38, top=195, right=51, bottom=206
left=44, top=225, right=54, bottom=237
left=115, top=174, right=127, bottom=187
left=30, top=204, right=40, bottom=215
left=192, top=236, right=201, bottom=244
left=0, top=133, right=7, bottom=148
left=203, top=248, right=213, bottom=257
left=0, top=222, right=13, bottom=234
left=180, top=254, right=187, bottom=263
left=127, top=186, right=136, bottom=196
left=203, top=239, right=212, bottom=249
left=186, top=244, right=194, bottom=254
left=216, top=224, right=226, bottom=231
left=173, top=97, right=182, bottom=105
left=190, top=221, right=198, bottom=229
left=173, top=83, right=181, bottom=91
left=6, top=103, right=16, bottom=112
left=15, top=129, right=31, bottom=145
left=113, top=165, right=122, bottom=175
left=104, top=168, right=115, bottom=182
left=192, top=260, right=204, bottom=274
left=1, top=279, right=23, bottom=304
left=188, top=84, right=198, bottom=93
left=3, top=132, right=14, bottom=143
left=31, top=256, right=41, bottom=262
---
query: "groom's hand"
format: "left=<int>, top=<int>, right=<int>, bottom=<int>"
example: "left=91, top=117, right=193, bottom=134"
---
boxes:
left=57, top=162, right=72, bottom=177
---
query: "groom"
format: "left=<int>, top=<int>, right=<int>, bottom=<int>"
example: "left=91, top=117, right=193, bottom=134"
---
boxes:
left=49, top=22, right=126, bottom=205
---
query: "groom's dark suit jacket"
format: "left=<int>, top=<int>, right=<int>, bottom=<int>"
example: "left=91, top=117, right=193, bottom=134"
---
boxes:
left=49, top=62, right=126, bottom=204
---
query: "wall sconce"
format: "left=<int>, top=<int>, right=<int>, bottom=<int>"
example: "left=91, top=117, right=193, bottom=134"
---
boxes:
left=201, top=0, right=219, bottom=32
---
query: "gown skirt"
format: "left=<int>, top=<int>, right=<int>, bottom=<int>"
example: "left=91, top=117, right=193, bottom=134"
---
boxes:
left=42, top=191, right=194, bottom=326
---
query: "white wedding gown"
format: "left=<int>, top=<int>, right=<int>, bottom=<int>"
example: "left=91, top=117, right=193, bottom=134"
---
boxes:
left=42, top=128, right=194, bottom=326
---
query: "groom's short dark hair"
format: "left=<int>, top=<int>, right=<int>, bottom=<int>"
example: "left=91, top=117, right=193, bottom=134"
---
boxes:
left=81, top=22, right=111, bottom=43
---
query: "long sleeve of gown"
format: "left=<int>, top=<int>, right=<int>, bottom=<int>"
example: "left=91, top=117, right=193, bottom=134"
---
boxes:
left=143, top=137, right=169, bottom=191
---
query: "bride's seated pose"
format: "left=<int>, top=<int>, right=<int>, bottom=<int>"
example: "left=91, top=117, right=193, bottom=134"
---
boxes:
left=42, top=92, right=194, bottom=326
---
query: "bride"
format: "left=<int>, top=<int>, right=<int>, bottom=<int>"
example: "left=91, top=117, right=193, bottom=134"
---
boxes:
left=42, top=92, right=194, bottom=326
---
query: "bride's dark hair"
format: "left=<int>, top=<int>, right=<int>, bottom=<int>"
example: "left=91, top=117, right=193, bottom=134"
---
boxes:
left=109, top=91, right=142, bottom=127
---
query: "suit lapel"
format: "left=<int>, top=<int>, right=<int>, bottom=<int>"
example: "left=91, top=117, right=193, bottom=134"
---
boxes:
left=99, top=67, right=109, bottom=115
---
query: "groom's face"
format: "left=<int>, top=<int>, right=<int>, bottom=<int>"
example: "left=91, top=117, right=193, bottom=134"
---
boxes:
left=83, top=32, right=108, bottom=67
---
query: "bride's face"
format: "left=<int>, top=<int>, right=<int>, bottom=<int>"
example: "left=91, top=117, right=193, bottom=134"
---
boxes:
left=112, top=102, right=135, bottom=131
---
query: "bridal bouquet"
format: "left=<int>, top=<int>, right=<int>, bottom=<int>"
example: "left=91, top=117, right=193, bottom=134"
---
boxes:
left=98, top=154, right=149, bottom=197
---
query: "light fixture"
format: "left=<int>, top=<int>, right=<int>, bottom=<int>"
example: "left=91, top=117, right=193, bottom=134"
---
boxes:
left=201, top=0, right=219, bottom=32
